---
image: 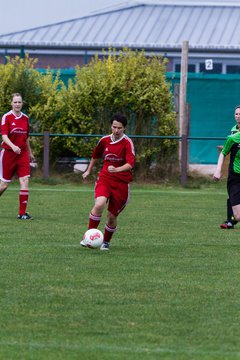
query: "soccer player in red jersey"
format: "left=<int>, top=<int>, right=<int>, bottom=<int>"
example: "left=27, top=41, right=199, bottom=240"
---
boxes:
left=81, top=113, right=135, bottom=250
left=0, top=93, right=35, bottom=219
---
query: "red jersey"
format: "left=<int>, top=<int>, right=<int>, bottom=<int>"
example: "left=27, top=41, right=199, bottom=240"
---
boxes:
left=1, top=110, right=30, bottom=150
left=92, top=134, right=135, bottom=183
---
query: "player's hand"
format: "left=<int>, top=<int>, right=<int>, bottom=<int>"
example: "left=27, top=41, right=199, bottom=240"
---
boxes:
left=213, top=170, right=221, bottom=181
left=12, top=145, right=21, bottom=154
left=108, top=165, right=117, bottom=173
left=82, top=170, right=90, bottom=180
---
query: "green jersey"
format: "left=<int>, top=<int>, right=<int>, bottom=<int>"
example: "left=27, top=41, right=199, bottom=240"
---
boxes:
left=231, top=124, right=239, bottom=134
left=222, top=131, right=240, bottom=174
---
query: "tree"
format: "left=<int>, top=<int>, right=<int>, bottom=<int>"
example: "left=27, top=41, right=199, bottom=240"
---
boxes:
left=0, top=55, right=41, bottom=116
left=0, top=50, right=178, bottom=179
left=29, top=69, right=65, bottom=161
left=55, top=48, right=178, bottom=178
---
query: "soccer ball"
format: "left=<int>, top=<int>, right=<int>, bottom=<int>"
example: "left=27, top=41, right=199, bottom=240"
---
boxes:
left=82, top=228, right=104, bottom=248
left=30, top=160, right=38, bottom=169
left=73, top=159, right=89, bottom=173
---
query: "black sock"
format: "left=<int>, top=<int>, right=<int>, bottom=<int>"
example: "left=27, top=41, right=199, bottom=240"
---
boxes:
left=227, top=198, right=235, bottom=223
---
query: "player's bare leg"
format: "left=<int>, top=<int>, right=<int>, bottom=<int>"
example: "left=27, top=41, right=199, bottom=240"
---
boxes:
left=87, top=196, right=107, bottom=229
left=18, top=176, right=33, bottom=220
left=106, top=211, right=117, bottom=228
left=19, top=176, right=29, bottom=191
left=0, top=180, right=9, bottom=196
left=232, top=204, right=240, bottom=222
left=92, top=196, right=107, bottom=215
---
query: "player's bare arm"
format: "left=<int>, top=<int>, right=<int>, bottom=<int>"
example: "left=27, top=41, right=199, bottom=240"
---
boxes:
left=2, top=134, right=21, bottom=154
left=108, top=163, right=132, bottom=173
left=213, top=152, right=225, bottom=181
left=82, top=158, right=98, bottom=179
left=26, top=139, right=35, bottom=160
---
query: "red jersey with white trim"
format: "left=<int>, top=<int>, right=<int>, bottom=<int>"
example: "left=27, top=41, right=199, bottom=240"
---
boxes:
left=1, top=110, right=30, bottom=150
left=92, top=134, right=135, bottom=183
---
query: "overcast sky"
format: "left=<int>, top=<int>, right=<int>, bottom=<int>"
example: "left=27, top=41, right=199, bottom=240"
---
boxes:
left=0, top=0, right=238, bottom=35
left=0, top=0, right=125, bottom=35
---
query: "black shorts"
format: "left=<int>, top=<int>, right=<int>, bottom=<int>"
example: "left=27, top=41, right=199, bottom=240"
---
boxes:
left=227, top=175, right=240, bottom=206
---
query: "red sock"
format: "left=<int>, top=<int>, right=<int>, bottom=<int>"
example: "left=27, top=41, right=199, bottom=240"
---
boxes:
left=104, top=224, right=117, bottom=243
left=88, top=212, right=101, bottom=229
left=19, top=190, right=29, bottom=215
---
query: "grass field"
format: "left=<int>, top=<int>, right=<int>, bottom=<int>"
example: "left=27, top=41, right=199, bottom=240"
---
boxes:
left=1, top=180, right=240, bottom=359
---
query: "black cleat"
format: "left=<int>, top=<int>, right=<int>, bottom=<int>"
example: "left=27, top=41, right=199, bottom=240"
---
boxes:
left=220, top=221, right=234, bottom=229
left=100, top=241, right=110, bottom=250
left=17, top=213, right=33, bottom=220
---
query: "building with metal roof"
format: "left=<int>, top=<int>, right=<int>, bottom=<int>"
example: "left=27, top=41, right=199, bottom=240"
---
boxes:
left=1, top=0, right=240, bottom=72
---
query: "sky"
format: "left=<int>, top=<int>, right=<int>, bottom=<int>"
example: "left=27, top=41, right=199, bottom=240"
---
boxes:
left=0, top=0, right=126, bottom=35
left=0, top=0, right=238, bottom=35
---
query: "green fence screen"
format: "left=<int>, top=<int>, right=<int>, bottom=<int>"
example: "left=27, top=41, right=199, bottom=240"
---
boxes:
left=39, top=69, right=240, bottom=164
left=167, top=73, right=240, bottom=164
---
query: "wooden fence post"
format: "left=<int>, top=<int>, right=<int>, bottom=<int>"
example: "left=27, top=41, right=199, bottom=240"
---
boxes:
left=180, top=104, right=190, bottom=186
left=179, top=40, right=189, bottom=185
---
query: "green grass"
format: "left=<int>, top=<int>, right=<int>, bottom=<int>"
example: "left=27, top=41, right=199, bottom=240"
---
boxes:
left=1, top=180, right=240, bottom=359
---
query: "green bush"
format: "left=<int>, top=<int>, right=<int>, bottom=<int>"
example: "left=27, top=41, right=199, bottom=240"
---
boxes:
left=0, top=55, right=41, bottom=116
left=0, top=50, right=178, bottom=179
left=55, top=48, right=178, bottom=178
left=0, top=55, right=65, bottom=161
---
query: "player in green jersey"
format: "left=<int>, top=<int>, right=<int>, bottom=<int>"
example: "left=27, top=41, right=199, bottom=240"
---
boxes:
left=214, top=106, right=240, bottom=226
left=220, top=106, right=240, bottom=229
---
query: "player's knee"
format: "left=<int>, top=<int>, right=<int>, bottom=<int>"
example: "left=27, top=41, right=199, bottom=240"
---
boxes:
left=93, top=203, right=104, bottom=214
left=94, top=198, right=106, bottom=212
left=19, top=176, right=29, bottom=190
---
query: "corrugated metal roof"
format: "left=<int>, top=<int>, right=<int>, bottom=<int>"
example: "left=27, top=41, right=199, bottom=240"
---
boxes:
left=1, top=1, right=240, bottom=51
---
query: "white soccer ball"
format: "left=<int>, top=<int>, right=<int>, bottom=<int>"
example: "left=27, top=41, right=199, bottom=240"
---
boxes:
left=73, top=159, right=89, bottom=173
left=73, top=163, right=88, bottom=173
left=82, top=228, right=104, bottom=249
left=30, top=160, right=38, bottom=169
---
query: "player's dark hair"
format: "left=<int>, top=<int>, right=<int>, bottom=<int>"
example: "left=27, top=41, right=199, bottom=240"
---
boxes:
left=235, top=105, right=240, bottom=110
left=111, top=113, right=128, bottom=127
